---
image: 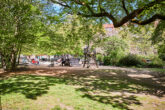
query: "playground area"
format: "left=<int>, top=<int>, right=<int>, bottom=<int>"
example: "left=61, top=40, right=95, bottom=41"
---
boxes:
left=1, top=1, right=165, bottom=110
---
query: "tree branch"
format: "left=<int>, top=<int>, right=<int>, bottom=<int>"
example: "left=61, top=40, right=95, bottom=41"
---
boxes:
left=131, top=14, right=165, bottom=25
left=74, top=0, right=118, bottom=24
left=50, top=0, right=71, bottom=8
left=121, top=0, right=129, bottom=15
left=113, top=0, right=165, bottom=27
left=51, top=0, right=165, bottom=27
left=74, top=0, right=95, bottom=14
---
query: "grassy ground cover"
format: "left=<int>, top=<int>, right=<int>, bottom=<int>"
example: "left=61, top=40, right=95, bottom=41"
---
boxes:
left=0, top=68, right=165, bottom=110
left=134, top=67, right=165, bottom=73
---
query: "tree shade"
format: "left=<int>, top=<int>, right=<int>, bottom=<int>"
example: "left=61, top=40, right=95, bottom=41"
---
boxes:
left=50, top=0, right=165, bottom=27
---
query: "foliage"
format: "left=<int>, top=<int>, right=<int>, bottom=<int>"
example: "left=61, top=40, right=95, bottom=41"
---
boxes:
left=103, top=56, right=111, bottom=66
left=152, top=20, right=165, bottom=44
left=0, top=0, right=43, bottom=70
left=96, top=54, right=104, bottom=62
left=158, top=45, right=165, bottom=61
left=119, top=24, right=156, bottom=56
left=118, top=54, right=164, bottom=68
left=23, top=15, right=105, bottom=56
left=146, top=56, right=164, bottom=68
left=50, top=0, right=165, bottom=27
left=152, top=20, right=165, bottom=61
left=118, top=54, right=143, bottom=67
left=103, top=36, right=127, bottom=65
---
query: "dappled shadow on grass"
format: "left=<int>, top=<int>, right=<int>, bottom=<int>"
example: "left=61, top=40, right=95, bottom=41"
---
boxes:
left=83, top=94, right=140, bottom=110
left=60, top=69, right=165, bottom=96
left=0, top=75, right=65, bottom=99
left=57, top=69, right=165, bottom=109
left=0, top=68, right=165, bottom=109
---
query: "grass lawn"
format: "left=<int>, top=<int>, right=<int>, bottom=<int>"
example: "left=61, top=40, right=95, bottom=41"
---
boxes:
left=139, top=68, right=165, bottom=73
left=0, top=75, right=116, bottom=110
left=131, top=66, right=165, bottom=73
left=0, top=68, right=165, bottom=110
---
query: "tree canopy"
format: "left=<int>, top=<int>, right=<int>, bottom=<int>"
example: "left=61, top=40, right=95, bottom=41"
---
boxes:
left=1, top=0, right=165, bottom=71
left=50, top=0, right=165, bottom=27
left=0, top=0, right=43, bottom=70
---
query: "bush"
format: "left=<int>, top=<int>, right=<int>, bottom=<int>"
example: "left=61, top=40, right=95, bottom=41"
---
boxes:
left=103, top=56, right=111, bottom=65
left=96, top=54, right=104, bottom=65
left=103, top=36, right=127, bottom=66
left=118, top=54, right=142, bottom=67
left=97, top=54, right=104, bottom=62
left=146, top=57, right=164, bottom=68
left=103, top=50, right=125, bottom=66
left=159, top=54, right=165, bottom=61
left=158, top=44, right=165, bottom=61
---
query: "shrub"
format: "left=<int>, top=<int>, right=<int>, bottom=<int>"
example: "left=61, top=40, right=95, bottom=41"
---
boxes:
left=118, top=54, right=142, bottom=67
left=159, top=54, right=165, bottom=61
left=97, top=54, right=104, bottom=65
left=158, top=44, right=165, bottom=61
left=103, top=36, right=128, bottom=66
left=97, top=54, right=104, bottom=62
left=146, top=57, right=164, bottom=68
left=103, top=50, right=125, bottom=66
left=103, top=56, right=111, bottom=65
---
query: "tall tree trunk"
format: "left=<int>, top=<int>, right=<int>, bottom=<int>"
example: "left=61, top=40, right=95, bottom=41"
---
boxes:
left=83, top=53, right=87, bottom=68
left=93, top=55, right=98, bottom=68
left=1, top=51, right=18, bottom=71
left=0, top=54, right=2, bottom=68
left=1, top=55, right=8, bottom=71
left=11, top=53, right=17, bottom=71
left=17, top=46, right=22, bottom=65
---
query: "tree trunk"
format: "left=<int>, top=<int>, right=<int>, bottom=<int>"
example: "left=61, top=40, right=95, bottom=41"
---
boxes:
left=1, top=56, right=8, bottom=71
left=0, top=51, right=18, bottom=71
left=93, top=55, right=98, bottom=68
left=0, top=54, right=2, bottom=68
left=11, top=52, right=17, bottom=71
left=17, top=47, right=22, bottom=65
left=83, top=53, right=87, bottom=68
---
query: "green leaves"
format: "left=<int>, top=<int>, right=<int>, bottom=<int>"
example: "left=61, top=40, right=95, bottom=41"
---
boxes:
left=50, top=0, right=165, bottom=27
left=0, top=0, right=44, bottom=70
left=152, top=20, right=165, bottom=44
left=24, top=14, right=105, bottom=56
left=103, top=36, right=128, bottom=55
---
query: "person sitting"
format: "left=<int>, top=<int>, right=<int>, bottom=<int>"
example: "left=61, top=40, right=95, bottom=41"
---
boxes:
left=61, top=58, right=65, bottom=66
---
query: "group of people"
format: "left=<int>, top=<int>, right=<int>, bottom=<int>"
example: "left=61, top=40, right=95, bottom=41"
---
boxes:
left=30, top=56, right=71, bottom=66
left=61, top=58, right=70, bottom=66
left=26, top=53, right=98, bottom=68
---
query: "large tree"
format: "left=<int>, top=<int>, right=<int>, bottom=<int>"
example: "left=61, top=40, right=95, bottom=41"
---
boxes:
left=0, top=0, right=42, bottom=70
left=49, top=0, right=165, bottom=27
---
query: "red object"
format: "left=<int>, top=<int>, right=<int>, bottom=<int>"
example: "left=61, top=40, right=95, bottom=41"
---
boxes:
left=32, top=59, right=38, bottom=64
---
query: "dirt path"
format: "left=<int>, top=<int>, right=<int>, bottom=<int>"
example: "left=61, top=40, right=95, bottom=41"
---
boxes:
left=1, top=65, right=165, bottom=94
